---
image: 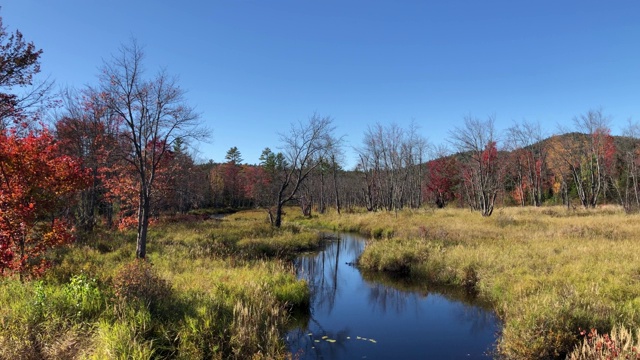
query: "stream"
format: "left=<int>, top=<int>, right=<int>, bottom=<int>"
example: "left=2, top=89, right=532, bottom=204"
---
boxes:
left=285, top=233, right=500, bottom=359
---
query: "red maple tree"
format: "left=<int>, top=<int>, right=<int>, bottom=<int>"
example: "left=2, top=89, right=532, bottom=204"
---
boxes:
left=424, top=156, right=460, bottom=208
left=0, top=129, right=89, bottom=278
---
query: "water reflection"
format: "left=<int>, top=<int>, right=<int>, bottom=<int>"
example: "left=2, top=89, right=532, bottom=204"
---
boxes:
left=361, top=271, right=498, bottom=337
left=296, top=236, right=364, bottom=315
left=287, top=233, right=499, bottom=360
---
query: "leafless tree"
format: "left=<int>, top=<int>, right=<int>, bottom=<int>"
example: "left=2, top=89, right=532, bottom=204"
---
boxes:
left=356, top=122, right=427, bottom=211
left=574, top=109, right=613, bottom=207
left=295, top=130, right=346, bottom=217
left=329, top=147, right=345, bottom=214
left=271, top=114, right=337, bottom=227
left=621, top=119, right=640, bottom=210
left=449, top=115, right=502, bottom=216
left=100, top=40, right=206, bottom=258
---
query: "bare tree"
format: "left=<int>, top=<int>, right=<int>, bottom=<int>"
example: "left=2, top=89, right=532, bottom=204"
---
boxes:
left=621, top=119, right=640, bottom=210
left=329, top=147, right=345, bottom=215
left=100, top=40, right=205, bottom=258
left=271, top=114, right=336, bottom=227
left=404, top=121, right=428, bottom=208
left=297, top=134, right=345, bottom=216
left=449, top=115, right=502, bottom=216
left=573, top=109, right=613, bottom=207
left=356, top=122, right=427, bottom=211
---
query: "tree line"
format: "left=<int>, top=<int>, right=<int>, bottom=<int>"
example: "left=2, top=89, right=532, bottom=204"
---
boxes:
left=177, top=109, right=640, bottom=219
left=2, top=16, right=640, bottom=278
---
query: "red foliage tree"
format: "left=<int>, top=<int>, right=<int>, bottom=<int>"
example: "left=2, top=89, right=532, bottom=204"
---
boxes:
left=159, top=143, right=206, bottom=214
left=423, top=156, right=460, bottom=208
left=207, top=162, right=271, bottom=209
left=0, top=129, right=89, bottom=278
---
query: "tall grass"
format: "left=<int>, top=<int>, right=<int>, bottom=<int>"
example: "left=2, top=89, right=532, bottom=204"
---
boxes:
left=0, top=209, right=314, bottom=359
left=299, top=206, right=640, bottom=359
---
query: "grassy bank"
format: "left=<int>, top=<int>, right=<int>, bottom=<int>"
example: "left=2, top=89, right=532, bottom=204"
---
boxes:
left=0, top=210, right=318, bottom=359
left=295, top=206, right=640, bottom=359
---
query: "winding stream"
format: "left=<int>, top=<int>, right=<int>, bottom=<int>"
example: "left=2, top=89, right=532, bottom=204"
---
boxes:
left=286, top=233, right=499, bottom=359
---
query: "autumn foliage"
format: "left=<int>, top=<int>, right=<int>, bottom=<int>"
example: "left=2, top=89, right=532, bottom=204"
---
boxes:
left=0, top=129, right=89, bottom=277
left=423, top=156, right=460, bottom=208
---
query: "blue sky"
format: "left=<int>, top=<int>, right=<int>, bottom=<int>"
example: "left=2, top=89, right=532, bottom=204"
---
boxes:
left=3, top=1, right=640, bottom=168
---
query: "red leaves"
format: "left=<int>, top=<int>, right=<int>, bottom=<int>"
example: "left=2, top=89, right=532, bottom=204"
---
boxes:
left=240, top=165, right=271, bottom=201
left=0, top=129, right=89, bottom=277
left=593, top=127, right=617, bottom=174
left=482, top=141, right=498, bottom=166
left=424, top=156, right=461, bottom=208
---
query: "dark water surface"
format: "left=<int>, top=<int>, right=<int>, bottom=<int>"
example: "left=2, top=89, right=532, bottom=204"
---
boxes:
left=286, top=233, right=499, bottom=359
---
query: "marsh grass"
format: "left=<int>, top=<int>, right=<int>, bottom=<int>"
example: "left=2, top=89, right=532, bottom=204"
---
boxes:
left=0, top=209, right=314, bottom=359
left=300, top=206, right=640, bottom=359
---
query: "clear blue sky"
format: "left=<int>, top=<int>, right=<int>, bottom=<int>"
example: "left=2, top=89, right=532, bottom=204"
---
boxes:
left=4, top=1, right=640, bottom=168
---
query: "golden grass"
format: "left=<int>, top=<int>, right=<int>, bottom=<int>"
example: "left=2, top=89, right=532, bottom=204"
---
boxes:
left=297, top=205, right=640, bottom=359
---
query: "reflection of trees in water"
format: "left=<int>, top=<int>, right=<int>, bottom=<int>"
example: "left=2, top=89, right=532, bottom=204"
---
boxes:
left=366, top=282, right=423, bottom=315
left=451, top=301, right=499, bottom=337
left=287, top=236, right=364, bottom=359
left=295, top=244, right=338, bottom=313
left=361, top=269, right=499, bottom=336
left=295, top=236, right=363, bottom=314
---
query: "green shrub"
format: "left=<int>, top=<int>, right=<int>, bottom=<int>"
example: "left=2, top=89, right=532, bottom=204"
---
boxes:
left=63, top=274, right=105, bottom=320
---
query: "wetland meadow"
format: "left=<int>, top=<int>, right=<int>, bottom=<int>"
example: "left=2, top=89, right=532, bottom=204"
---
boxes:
left=2, top=206, right=640, bottom=359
